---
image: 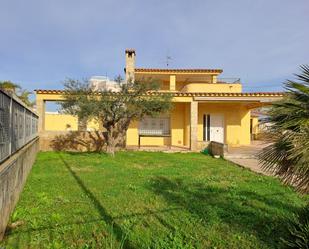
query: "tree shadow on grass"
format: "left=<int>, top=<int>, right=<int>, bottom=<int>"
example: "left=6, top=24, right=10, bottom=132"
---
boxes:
left=4, top=153, right=130, bottom=248
left=58, top=154, right=135, bottom=249
left=5, top=208, right=182, bottom=249
left=3, top=156, right=184, bottom=249
left=147, top=176, right=299, bottom=248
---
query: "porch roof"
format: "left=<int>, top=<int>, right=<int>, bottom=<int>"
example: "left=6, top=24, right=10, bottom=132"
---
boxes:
left=34, top=89, right=284, bottom=98
left=35, top=89, right=283, bottom=109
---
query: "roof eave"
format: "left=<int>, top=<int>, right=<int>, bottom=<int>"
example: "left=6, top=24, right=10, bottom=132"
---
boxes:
left=34, top=89, right=284, bottom=98
left=134, top=68, right=223, bottom=74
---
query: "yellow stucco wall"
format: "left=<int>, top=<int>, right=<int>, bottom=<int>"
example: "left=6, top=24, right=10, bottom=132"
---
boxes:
left=45, top=114, right=100, bottom=131
left=126, top=102, right=190, bottom=147
left=45, top=114, right=78, bottom=131
left=198, top=103, right=251, bottom=146
left=240, top=109, right=251, bottom=145
left=171, top=103, right=185, bottom=146
left=159, top=81, right=242, bottom=93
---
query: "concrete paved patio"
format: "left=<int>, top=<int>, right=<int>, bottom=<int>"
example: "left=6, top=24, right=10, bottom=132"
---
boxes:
left=225, top=141, right=274, bottom=176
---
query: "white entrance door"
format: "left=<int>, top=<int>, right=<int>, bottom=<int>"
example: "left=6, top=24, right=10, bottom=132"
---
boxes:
left=210, top=114, right=224, bottom=143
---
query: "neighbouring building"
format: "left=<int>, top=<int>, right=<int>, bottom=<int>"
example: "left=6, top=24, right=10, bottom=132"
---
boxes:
left=35, top=49, right=283, bottom=151
left=89, top=76, right=121, bottom=92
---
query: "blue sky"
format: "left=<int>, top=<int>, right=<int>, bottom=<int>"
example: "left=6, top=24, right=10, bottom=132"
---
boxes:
left=0, top=0, right=308, bottom=94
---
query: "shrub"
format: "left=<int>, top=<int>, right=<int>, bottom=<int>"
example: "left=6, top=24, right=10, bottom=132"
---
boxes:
left=281, top=205, right=309, bottom=249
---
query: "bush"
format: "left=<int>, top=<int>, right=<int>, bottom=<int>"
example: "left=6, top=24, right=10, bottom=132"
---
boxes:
left=281, top=204, right=309, bottom=249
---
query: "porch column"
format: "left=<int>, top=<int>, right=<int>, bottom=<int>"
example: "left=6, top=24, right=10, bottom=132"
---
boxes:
left=190, top=101, right=198, bottom=151
left=36, top=99, right=45, bottom=132
left=169, top=75, right=176, bottom=91
left=212, top=75, right=217, bottom=83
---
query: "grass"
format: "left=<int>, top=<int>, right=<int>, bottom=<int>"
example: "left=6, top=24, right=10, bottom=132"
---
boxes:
left=1, top=151, right=308, bottom=249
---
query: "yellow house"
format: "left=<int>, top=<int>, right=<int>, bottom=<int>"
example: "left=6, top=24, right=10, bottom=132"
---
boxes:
left=35, top=49, right=283, bottom=151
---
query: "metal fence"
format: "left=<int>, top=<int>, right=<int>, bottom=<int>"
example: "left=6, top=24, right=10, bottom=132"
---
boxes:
left=0, top=89, right=38, bottom=163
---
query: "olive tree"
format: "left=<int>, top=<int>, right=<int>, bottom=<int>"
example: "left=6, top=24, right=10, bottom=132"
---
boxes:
left=60, top=77, right=173, bottom=155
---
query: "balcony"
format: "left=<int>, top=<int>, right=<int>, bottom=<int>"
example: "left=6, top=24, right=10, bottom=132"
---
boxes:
left=217, top=78, right=241, bottom=84
left=178, top=77, right=242, bottom=93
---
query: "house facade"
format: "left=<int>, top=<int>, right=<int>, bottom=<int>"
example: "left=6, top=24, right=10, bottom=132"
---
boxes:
left=35, top=49, right=283, bottom=151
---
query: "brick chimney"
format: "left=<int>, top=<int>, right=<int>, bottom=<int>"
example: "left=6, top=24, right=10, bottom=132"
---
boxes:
left=125, top=49, right=136, bottom=83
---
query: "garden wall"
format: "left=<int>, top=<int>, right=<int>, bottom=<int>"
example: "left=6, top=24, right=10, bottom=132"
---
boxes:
left=0, top=138, right=39, bottom=240
left=39, top=131, right=106, bottom=152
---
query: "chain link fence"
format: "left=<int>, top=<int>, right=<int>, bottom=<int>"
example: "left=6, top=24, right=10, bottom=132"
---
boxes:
left=0, top=89, right=38, bottom=163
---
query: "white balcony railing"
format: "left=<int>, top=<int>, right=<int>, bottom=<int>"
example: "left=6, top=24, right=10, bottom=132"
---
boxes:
left=217, top=78, right=241, bottom=84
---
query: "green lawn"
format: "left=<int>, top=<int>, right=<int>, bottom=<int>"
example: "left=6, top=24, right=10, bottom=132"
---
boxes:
left=1, top=152, right=308, bottom=249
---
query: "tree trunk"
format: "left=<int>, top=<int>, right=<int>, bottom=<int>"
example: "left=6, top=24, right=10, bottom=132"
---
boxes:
left=105, top=127, right=116, bottom=156
left=103, top=119, right=131, bottom=156
left=118, top=119, right=130, bottom=149
left=118, top=129, right=127, bottom=149
left=106, top=137, right=116, bottom=156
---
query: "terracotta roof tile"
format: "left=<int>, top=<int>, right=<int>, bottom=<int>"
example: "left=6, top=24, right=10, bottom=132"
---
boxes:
left=134, top=68, right=223, bottom=74
left=34, top=89, right=284, bottom=97
left=125, top=49, right=136, bottom=54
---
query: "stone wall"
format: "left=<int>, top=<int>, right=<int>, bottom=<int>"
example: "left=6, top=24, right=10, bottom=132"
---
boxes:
left=0, top=138, right=39, bottom=240
left=209, top=141, right=228, bottom=157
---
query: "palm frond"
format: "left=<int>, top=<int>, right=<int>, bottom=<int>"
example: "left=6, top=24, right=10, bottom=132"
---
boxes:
left=259, top=65, right=309, bottom=193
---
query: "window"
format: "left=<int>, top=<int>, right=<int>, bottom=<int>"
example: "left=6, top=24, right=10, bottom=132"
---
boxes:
left=139, top=117, right=170, bottom=135
left=203, top=114, right=210, bottom=141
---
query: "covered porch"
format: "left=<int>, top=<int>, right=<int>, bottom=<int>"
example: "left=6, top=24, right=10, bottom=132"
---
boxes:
left=128, top=92, right=283, bottom=151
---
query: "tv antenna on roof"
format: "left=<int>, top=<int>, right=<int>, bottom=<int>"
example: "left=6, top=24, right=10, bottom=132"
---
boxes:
left=166, top=55, right=172, bottom=67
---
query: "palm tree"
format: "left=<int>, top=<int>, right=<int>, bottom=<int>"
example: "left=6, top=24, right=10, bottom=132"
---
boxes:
left=0, top=81, right=21, bottom=91
left=259, top=65, right=309, bottom=193
left=0, top=81, right=34, bottom=107
left=18, top=89, right=35, bottom=107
